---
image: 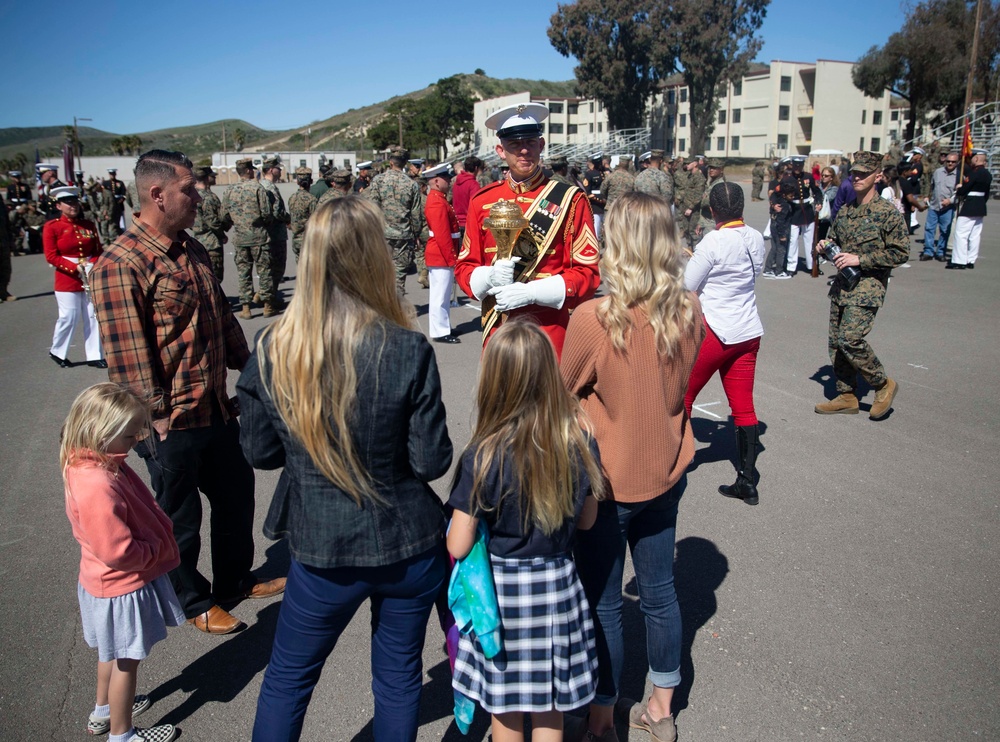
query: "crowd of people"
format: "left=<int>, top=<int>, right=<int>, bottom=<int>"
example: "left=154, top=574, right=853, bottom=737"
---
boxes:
left=2, top=96, right=989, bottom=741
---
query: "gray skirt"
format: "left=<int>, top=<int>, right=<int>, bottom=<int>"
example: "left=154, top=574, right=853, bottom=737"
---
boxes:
left=78, top=575, right=186, bottom=662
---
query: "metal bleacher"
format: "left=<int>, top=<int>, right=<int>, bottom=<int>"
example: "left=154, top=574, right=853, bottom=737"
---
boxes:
left=903, top=101, right=999, bottom=196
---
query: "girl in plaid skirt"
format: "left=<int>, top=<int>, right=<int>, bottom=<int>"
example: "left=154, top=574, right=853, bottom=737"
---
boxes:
left=447, top=321, right=605, bottom=742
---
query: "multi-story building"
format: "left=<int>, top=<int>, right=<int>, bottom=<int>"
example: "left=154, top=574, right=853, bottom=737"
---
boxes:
left=472, top=91, right=610, bottom=151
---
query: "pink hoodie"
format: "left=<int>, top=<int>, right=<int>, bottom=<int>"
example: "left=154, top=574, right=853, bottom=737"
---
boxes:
left=65, top=452, right=180, bottom=598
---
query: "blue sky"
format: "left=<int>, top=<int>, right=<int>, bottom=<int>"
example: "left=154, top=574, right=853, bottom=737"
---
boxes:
left=0, top=0, right=906, bottom=133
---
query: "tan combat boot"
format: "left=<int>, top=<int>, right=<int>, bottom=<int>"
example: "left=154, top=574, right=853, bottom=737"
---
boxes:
left=262, top=302, right=277, bottom=318
left=815, top=393, right=859, bottom=415
left=239, top=304, right=252, bottom=320
left=869, top=378, right=898, bottom=420
left=417, top=269, right=430, bottom=289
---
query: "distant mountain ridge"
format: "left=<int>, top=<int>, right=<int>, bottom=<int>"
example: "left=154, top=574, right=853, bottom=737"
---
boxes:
left=0, top=74, right=577, bottom=164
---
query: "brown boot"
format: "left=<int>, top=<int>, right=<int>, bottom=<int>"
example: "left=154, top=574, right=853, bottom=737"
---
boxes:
left=263, top=302, right=277, bottom=318
left=239, top=304, right=252, bottom=320
left=252, top=292, right=260, bottom=304
left=815, top=393, right=859, bottom=415
left=417, top=269, right=429, bottom=289
left=869, top=378, right=898, bottom=420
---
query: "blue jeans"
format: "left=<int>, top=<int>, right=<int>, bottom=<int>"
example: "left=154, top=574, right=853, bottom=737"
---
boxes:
left=573, top=477, right=686, bottom=705
left=923, top=207, right=954, bottom=257
left=252, top=545, right=447, bottom=741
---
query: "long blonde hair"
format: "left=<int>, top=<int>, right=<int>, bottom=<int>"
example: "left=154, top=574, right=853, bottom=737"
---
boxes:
left=597, top=191, right=699, bottom=356
left=260, top=196, right=413, bottom=505
left=461, top=321, right=605, bottom=535
left=60, top=383, right=151, bottom=472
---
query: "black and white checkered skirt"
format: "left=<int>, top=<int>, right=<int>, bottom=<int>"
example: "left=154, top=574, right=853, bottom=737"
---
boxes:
left=452, top=553, right=597, bottom=714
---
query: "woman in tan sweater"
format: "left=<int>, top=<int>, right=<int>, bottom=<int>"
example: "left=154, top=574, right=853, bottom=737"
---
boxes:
left=562, top=192, right=704, bottom=742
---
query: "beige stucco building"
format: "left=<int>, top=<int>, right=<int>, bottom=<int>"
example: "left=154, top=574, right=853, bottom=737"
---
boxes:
left=473, top=91, right=611, bottom=152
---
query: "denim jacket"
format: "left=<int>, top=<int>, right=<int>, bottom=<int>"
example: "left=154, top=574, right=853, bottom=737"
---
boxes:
left=236, top=322, right=453, bottom=569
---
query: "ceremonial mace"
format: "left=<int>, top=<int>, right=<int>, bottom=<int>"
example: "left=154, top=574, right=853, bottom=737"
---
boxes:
left=481, top=200, right=529, bottom=326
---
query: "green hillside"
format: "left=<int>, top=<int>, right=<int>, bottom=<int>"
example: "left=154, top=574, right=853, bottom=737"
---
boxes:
left=0, top=74, right=577, bottom=165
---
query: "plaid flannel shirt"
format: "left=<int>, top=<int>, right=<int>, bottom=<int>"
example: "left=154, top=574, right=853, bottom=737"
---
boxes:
left=91, top=219, right=250, bottom=430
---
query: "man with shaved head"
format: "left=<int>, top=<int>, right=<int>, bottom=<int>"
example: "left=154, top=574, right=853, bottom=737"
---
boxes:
left=91, top=150, right=285, bottom=637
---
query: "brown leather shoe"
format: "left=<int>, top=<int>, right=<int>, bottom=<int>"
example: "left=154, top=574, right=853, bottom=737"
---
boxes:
left=869, top=378, right=898, bottom=420
left=187, top=605, right=245, bottom=634
left=815, top=393, right=859, bottom=415
left=217, top=577, right=287, bottom=603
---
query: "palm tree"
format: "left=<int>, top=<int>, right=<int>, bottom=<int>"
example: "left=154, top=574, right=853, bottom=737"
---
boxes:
left=233, top=128, right=246, bottom=152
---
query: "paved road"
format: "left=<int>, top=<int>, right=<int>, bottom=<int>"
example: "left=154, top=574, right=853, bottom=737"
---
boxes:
left=1, top=183, right=997, bottom=741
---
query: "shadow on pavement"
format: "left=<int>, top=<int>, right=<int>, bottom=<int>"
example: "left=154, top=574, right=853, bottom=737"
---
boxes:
left=690, top=418, right=768, bottom=472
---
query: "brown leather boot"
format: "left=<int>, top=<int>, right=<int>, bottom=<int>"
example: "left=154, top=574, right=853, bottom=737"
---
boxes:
left=815, top=393, right=859, bottom=415
left=262, top=302, right=277, bottom=318
left=869, top=378, right=898, bottom=420
left=417, top=269, right=430, bottom=289
left=239, top=304, right=252, bottom=320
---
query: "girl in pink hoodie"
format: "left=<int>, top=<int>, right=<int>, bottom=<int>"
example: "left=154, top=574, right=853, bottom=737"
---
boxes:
left=62, top=383, right=184, bottom=742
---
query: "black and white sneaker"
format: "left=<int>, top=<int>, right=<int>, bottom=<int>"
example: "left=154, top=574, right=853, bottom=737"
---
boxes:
left=773, top=272, right=792, bottom=280
left=88, top=695, right=151, bottom=735
left=129, top=724, right=178, bottom=742
left=762, top=269, right=776, bottom=278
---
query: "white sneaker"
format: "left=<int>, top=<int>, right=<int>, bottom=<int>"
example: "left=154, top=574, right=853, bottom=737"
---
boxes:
left=773, top=272, right=792, bottom=280
left=88, top=695, right=150, bottom=734
left=762, top=269, right=776, bottom=278
left=129, top=724, right=177, bottom=742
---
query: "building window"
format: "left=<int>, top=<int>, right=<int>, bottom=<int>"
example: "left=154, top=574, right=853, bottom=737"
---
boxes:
left=598, top=102, right=603, bottom=111
left=568, top=103, right=579, bottom=115
left=777, top=134, right=788, bottom=148
left=667, top=141, right=674, bottom=155
left=780, top=75, right=792, bottom=92
left=680, top=113, right=687, bottom=127
left=668, top=90, right=676, bottom=105
left=568, top=124, right=578, bottom=135
left=734, top=80, right=742, bottom=96
left=732, top=108, right=741, bottom=123
left=589, top=123, right=594, bottom=133
left=590, top=102, right=594, bottom=113
left=731, top=136, right=740, bottom=150
left=549, top=123, right=564, bottom=134
left=680, top=88, right=688, bottom=103
left=859, top=137, right=865, bottom=150
left=779, top=106, right=789, bottom=121
left=299, top=160, right=307, bottom=168
left=873, top=110, right=883, bottom=125
left=891, top=110, right=899, bottom=121
left=861, top=110, right=866, bottom=124
left=717, top=136, right=725, bottom=151
left=667, top=114, right=675, bottom=128
left=870, top=137, right=881, bottom=151
left=718, top=110, right=727, bottom=124
left=679, top=138, right=686, bottom=152
left=549, top=102, right=563, bottom=114
left=343, top=159, right=351, bottom=169
left=598, top=122, right=603, bottom=132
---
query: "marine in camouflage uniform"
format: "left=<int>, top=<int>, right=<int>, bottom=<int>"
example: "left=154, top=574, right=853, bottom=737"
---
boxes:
left=288, top=167, right=318, bottom=263
left=192, top=166, right=231, bottom=281
left=697, top=159, right=727, bottom=245
left=600, top=156, right=636, bottom=209
left=317, top=169, right=352, bottom=206
left=549, top=156, right=573, bottom=185
left=125, top=180, right=140, bottom=224
left=259, top=156, right=290, bottom=297
left=414, top=181, right=430, bottom=288
left=364, top=146, right=423, bottom=294
left=222, top=159, right=275, bottom=316
left=751, top=161, right=766, bottom=201
left=676, top=161, right=706, bottom=248
left=634, top=150, right=673, bottom=202
left=816, top=151, right=908, bottom=419
left=100, top=171, right=127, bottom=245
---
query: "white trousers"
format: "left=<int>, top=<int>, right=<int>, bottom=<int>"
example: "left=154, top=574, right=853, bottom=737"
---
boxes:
left=952, top=216, right=983, bottom=265
left=787, top=222, right=815, bottom=272
left=51, top=290, right=103, bottom=361
left=428, top=267, right=454, bottom=339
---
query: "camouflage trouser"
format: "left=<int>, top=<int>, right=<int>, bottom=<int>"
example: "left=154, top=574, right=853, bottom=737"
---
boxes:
left=196, top=232, right=225, bottom=281
left=696, top=215, right=715, bottom=247
left=103, top=219, right=123, bottom=245
left=752, top=178, right=763, bottom=200
left=676, top=212, right=698, bottom=248
left=388, top=238, right=415, bottom=293
left=0, top=239, right=11, bottom=299
left=292, top=236, right=304, bottom=263
left=270, top=240, right=287, bottom=289
left=414, top=240, right=426, bottom=273
left=829, top=303, right=887, bottom=394
left=234, top=243, right=274, bottom=304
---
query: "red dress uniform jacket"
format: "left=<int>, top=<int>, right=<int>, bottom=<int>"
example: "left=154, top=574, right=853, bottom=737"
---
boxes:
left=425, top=189, right=460, bottom=268
left=455, top=169, right=601, bottom=355
left=43, top=215, right=102, bottom=293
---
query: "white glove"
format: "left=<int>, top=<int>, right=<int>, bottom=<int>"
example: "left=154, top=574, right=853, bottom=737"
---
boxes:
left=487, top=275, right=566, bottom=312
left=469, top=257, right=521, bottom=300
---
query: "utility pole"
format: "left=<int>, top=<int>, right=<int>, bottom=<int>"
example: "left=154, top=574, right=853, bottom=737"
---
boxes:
left=74, top=116, right=92, bottom=174
left=398, top=112, right=403, bottom=147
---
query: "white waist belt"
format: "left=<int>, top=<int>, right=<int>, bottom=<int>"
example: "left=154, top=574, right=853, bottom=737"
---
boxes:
left=791, top=198, right=814, bottom=204
left=966, top=191, right=986, bottom=197
left=428, top=231, right=462, bottom=239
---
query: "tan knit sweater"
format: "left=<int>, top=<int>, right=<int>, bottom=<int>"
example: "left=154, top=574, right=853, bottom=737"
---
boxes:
left=561, top=296, right=704, bottom=503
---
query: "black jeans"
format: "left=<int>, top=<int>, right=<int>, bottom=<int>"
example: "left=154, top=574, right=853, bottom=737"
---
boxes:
left=136, top=414, right=256, bottom=618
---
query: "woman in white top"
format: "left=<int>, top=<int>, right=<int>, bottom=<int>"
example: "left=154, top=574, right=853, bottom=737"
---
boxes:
left=683, top=181, right=765, bottom=505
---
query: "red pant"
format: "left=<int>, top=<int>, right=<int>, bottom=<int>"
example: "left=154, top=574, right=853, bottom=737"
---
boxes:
left=684, top=323, right=760, bottom=426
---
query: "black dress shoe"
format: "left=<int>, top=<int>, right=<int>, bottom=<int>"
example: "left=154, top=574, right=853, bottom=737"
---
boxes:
left=945, top=263, right=965, bottom=270
left=87, top=359, right=108, bottom=369
left=432, top=335, right=461, bottom=344
left=935, top=256, right=947, bottom=262
left=919, top=254, right=932, bottom=261
left=49, top=353, right=71, bottom=368
left=967, top=263, right=975, bottom=269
